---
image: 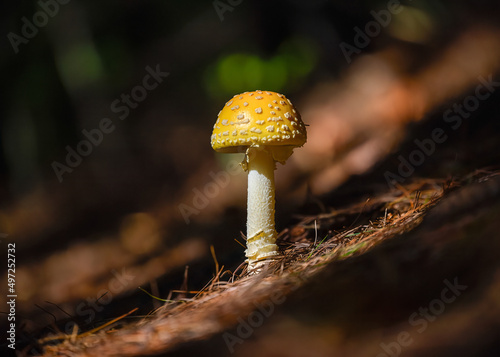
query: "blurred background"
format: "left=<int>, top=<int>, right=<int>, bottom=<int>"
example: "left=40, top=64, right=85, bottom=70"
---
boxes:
left=1, top=0, right=500, bottom=354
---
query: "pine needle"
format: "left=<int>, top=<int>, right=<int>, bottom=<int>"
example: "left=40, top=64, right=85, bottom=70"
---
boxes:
left=138, top=287, right=174, bottom=302
left=210, top=245, right=219, bottom=274
left=306, top=234, right=329, bottom=261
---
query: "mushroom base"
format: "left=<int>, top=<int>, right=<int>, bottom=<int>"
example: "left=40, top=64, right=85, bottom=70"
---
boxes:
left=245, top=230, right=279, bottom=264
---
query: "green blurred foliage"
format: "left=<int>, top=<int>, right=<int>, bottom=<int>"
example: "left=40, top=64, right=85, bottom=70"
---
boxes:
left=204, top=36, right=319, bottom=99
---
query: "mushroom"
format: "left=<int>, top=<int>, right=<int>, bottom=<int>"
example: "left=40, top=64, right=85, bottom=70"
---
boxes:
left=211, top=90, right=307, bottom=269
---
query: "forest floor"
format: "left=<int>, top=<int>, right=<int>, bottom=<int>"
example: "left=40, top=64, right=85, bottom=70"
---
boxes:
left=37, top=168, right=500, bottom=357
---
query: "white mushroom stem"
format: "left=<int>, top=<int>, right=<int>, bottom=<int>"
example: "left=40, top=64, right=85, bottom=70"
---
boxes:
left=245, top=147, right=279, bottom=266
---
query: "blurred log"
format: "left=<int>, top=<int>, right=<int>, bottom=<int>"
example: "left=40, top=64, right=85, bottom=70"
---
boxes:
left=288, top=25, right=500, bottom=195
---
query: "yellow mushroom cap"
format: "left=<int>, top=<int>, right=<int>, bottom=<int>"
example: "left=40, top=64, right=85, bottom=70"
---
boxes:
left=211, top=90, right=307, bottom=155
